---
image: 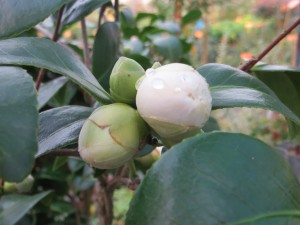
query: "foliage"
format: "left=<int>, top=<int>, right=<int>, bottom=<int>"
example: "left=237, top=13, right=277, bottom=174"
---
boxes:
left=1, top=1, right=300, bottom=225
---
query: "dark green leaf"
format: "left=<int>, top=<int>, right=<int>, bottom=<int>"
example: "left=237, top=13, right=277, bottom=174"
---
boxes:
left=0, top=0, right=69, bottom=39
left=0, top=37, right=112, bottom=104
left=198, top=63, right=275, bottom=95
left=48, top=82, right=77, bottom=107
left=52, top=157, right=68, bottom=171
left=211, top=87, right=300, bottom=124
left=50, top=200, right=74, bottom=214
left=37, top=106, right=93, bottom=157
left=127, top=54, right=152, bottom=70
left=230, top=210, right=300, bottom=225
left=155, top=20, right=180, bottom=33
left=197, top=63, right=300, bottom=136
left=38, top=77, right=68, bottom=110
left=252, top=65, right=300, bottom=139
left=136, top=144, right=154, bottom=157
left=126, top=132, right=300, bottom=225
left=0, top=191, right=51, bottom=225
left=136, top=13, right=160, bottom=24
left=68, top=158, right=85, bottom=173
left=62, top=0, right=111, bottom=25
left=120, top=7, right=135, bottom=28
left=153, top=35, right=182, bottom=61
left=202, top=116, right=219, bottom=132
left=35, top=167, right=67, bottom=182
left=181, top=9, right=202, bottom=26
left=123, top=38, right=144, bottom=55
left=0, top=66, right=38, bottom=182
left=92, top=22, right=120, bottom=91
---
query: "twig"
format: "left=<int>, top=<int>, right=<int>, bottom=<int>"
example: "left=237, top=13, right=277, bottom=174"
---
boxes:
left=239, top=17, right=300, bottom=72
left=80, top=18, right=91, bottom=69
left=98, top=5, right=106, bottom=27
left=35, top=6, right=65, bottom=90
left=41, top=149, right=80, bottom=157
left=114, top=0, right=119, bottom=22
left=67, top=193, right=82, bottom=225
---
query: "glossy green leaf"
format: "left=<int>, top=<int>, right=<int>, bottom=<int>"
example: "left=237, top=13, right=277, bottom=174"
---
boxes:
left=48, top=82, right=77, bottom=107
left=123, top=38, right=144, bottom=55
left=198, top=63, right=275, bottom=95
left=181, top=9, right=202, bottom=26
left=38, top=77, right=68, bottom=110
left=0, top=191, right=51, bottom=225
left=126, top=132, right=300, bottom=225
left=92, top=22, right=120, bottom=91
left=211, top=87, right=300, bottom=124
left=202, top=116, right=219, bottom=132
left=37, top=106, right=93, bottom=157
left=153, top=35, right=182, bottom=61
left=136, top=13, right=160, bottom=24
left=62, top=0, right=111, bottom=25
left=230, top=210, right=300, bottom=225
left=0, top=37, right=112, bottom=104
left=197, top=63, right=300, bottom=136
left=0, top=67, right=38, bottom=182
left=0, top=0, right=69, bottom=39
left=252, top=65, right=300, bottom=139
left=128, top=54, right=152, bottom=70
left=121, top=7, right=135, bottom=28
left=52, top=157, right=68, bottom=171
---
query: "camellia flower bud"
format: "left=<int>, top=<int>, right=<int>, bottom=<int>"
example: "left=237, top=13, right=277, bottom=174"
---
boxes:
left=135, top=147, right=161, bottom=170
left=110, top=57, right=145, bottom=105
left=4, top=175, right=34, bottom=193
left=136, top=63, right=212, bottom=147
left=78, top=103, right=149, bottom=169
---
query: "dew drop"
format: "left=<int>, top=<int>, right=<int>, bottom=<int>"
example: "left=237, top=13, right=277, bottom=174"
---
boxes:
left=181, top=74, right=192, bottom=82
left=152, top=79, right=165, bottom=89
left=146, top=68, right=155, bottom=76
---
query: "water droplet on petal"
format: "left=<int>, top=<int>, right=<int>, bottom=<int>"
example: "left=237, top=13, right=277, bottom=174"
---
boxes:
left=152, top=79, right=165, bottom=89
left=146, top=68, right=155, bottom=76
left=181, top=74, right=191, bottom=82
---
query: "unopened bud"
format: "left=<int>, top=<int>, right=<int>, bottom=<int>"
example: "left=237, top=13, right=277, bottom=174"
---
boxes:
left=136, top=63, right=212, bottom=147
left=110, top=57, right=145, bottom=105
left=78, top=103, right=149, bottom=169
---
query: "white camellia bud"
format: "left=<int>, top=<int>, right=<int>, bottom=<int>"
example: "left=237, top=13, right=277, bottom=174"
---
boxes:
left=136, top=63, right=212, bottom=147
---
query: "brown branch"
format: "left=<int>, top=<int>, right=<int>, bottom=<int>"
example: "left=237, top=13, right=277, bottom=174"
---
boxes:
left=239, top=17, right=300, bottom=72
left=80, top=18, right=91, bottom=69
left=35, top=6, right=65, bottom=90
left=98, top=5, right=106, bottom=27
left=42, top=149, right=80, bottom=157
left=114, top=0, right=119, bottom=22
left=67, top=193, right=83, bottom=225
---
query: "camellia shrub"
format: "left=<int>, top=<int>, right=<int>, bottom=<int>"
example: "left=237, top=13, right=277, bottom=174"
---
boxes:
left=1, top=1, right=300, bottom=225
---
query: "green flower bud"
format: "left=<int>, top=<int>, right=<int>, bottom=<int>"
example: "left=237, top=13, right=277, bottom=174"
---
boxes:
left=135, top=147, right=161, bottom=170
left=78, top=103, right=149, bottom=169
left=151, top=62, right=162, bottom=69
left=4, top=175, right=34, bottom=193
left=110, top=57, right=145, bottom=105
left=136, top=63, right=212, bottom=147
